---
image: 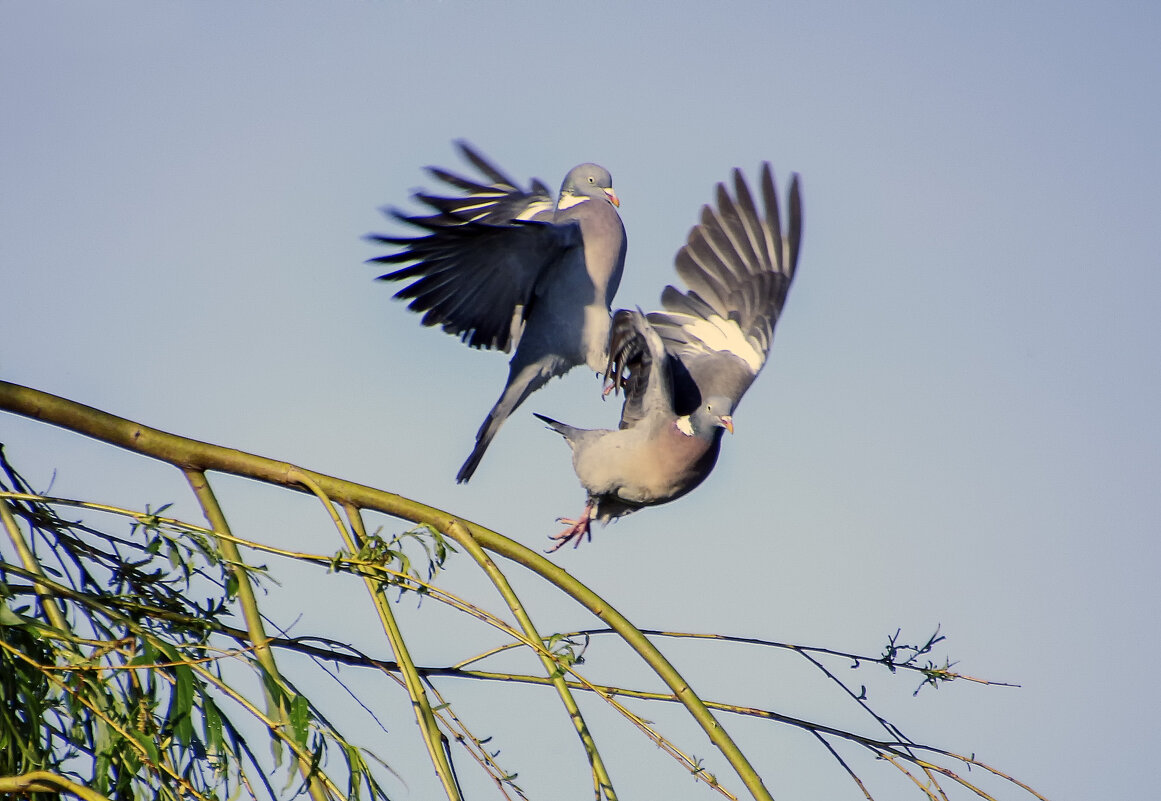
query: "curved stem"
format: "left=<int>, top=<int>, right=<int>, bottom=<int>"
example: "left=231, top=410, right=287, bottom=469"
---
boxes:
left=343, top=504, right=462, bottom=801
left=445, top=519, right=618, bottom=801
left=0, top=770, right=115, bottom=801
left=1, top=496, right=69, bottom=632
left=183, top=468, right=331, bottom=801
left=1, top=380, right=773, bottom=801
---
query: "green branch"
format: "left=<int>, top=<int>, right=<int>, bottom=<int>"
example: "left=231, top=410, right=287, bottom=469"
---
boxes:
left=446, top=519, right=617, bottom=801
left=183, top=469, right=332, bottom=801
left=344, top=505, right=462, bottom=801
left=0, top=770, right=114, bottom=801
left=1, top=379, right=775, bottom=801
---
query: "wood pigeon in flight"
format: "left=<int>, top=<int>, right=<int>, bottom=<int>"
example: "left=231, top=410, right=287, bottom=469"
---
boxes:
left=368, top=142, right=626, bottom=483
left=535, top=163, right=803, bottom=550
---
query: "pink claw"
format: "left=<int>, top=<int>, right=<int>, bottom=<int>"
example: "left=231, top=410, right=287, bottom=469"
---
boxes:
left=545, top=501, right=595, bottom=552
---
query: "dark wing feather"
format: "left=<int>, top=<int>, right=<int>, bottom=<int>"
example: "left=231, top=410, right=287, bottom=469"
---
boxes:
left=370, top=219, right=581, bottom=351
left=367, top=143, right=579, bottom=351
left=408, top=141, right=556, bottom=225
left=648, top=164, right=803, bottom=412
left=454, top=140, right=519, bottom=186
left=604, top=309, right=677, bottom=429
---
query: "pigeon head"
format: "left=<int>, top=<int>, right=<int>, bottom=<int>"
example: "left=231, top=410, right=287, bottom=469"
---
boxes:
left=681, top=395, right=734, bottom=437
left=559, top=163, right=619, bottom=208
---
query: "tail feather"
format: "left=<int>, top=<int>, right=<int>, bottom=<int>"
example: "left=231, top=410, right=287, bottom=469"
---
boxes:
left=533, top=413, right=587, bottom=449
left=533, top=412, right=573, bottom=437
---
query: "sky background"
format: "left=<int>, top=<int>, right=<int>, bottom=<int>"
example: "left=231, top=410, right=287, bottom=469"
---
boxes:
left=2, top=2, right=1159, bottom=799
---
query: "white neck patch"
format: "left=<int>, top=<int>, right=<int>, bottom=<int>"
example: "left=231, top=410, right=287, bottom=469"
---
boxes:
left=675, top=415, right=695, bottom=436
left=556, top=191, right=589, bottom=212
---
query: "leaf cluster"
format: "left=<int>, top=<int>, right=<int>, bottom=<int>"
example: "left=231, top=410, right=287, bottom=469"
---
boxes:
left=0, top=447, right=391, bottom=801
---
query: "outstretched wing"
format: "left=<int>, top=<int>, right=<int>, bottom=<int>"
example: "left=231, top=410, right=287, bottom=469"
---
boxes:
left=407, top=140, right=555, bottom=225
left=370, top=219, right=581, bottom=352
left=367, top=142, right=580, bottom=352
left=647, top=164, right=802, bottom=414
left=604, top=309, right=678, bottom=430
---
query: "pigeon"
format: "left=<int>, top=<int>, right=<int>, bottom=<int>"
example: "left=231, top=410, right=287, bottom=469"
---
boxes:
left=368, top=142, right=626, bottom=483
left=535, top=163, right=802, bottom=551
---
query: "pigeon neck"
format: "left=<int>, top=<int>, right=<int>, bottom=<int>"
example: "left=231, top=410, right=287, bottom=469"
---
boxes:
left=556, top=192, right=588, bottom=212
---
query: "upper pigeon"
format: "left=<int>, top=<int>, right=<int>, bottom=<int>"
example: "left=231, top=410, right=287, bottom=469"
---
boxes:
left=368, top=142, right=626, bottom=482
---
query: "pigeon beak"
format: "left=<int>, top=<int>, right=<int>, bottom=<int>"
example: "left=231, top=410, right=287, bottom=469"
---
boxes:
left=720, top=416, right=734, bottom=434
left=604, top=187, right=621, bottom=207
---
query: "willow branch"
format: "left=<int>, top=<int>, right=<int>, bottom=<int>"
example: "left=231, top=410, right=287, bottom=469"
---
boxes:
left=444, top=518, right=618, bottom=801
left=0, top=770, right=114, bottom=801
left=1, top=380, right=775, bottom=801
left=183, top=468, right=332, bottom=801
left=343, top=504, right=462, bottom=801
left=1, top=496, right=69, bottom=631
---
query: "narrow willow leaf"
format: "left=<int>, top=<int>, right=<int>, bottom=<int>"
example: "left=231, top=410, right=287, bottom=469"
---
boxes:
left=290, top=693, right=311, bottom=748
left=201, top=693, right=223, bottom=754
left=0, top=603, right=25, bottom=626
left=169, top=664, right=196, bottom=747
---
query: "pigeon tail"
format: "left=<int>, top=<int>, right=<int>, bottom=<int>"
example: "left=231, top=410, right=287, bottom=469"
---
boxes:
left=532, top=413, right=584, bottom=442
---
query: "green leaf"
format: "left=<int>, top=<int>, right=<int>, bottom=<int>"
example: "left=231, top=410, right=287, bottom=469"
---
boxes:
left=0, top=603, right=25, bottom=626
left=290, top=693, right=311, bottom=748
left=130, top=727, right=161, bottom=766
left=168, top=664, right=196, bottom=746
left=201, top=693, right=224, bottom=754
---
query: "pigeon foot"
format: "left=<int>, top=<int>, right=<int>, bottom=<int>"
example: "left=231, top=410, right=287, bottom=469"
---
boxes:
left=546, top=502, right=595, bottom=552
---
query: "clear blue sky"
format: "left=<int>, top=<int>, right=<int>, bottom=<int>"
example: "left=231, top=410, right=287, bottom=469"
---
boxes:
left=3, top=3, right=1158, bottom=799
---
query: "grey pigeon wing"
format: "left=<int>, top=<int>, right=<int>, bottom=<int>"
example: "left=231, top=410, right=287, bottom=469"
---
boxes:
left=370, top=219, right=582, bottom=352
left=648, top=164, right=803, bottom=411
left=413, top=141, right=555, bottom=225
left=367, top=141, right=581, bottom=352
left=604, top=309, right=677, bottom=429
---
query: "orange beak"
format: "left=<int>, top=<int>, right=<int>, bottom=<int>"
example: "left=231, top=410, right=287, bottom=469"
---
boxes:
left=721, top=416, right=734, bottom=434
left=604, top=187, right=620, bottom=207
